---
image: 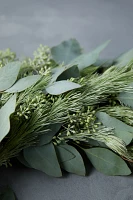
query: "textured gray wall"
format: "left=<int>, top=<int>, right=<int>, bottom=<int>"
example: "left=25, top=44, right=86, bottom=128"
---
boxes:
left=0, top=0, right=133, bottom=199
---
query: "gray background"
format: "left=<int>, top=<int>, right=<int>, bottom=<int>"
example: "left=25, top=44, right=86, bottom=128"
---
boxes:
left=0, top=0, right=133, bottom=199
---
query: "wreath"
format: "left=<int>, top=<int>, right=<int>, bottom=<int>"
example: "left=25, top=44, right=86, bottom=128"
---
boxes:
left=1, top=39, right=133, bottom=199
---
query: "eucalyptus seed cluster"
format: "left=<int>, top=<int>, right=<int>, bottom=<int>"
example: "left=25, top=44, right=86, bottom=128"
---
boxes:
left=53, top=106, right=100, bottom=145
left=16, top=91, right=61, bottom=120
left=16, top=92, right=47, bottom=119
left=30, top=45, right=52, bottom=75
left=0, top=48, right=16, bottom=68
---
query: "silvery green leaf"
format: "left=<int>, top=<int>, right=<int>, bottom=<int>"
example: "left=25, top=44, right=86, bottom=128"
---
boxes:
left=0, top=61, right=21, bottom=91
left=24, top=143, right=62, bottom=177
left=50, top=64, right=79, bottom=83
left=17, top=151, right=31, bottom=168
left=58, top=144, right=86, bottom=176
left=56, top=144, right=75, bottom=162
left=51, top=38, right=82, bottom=65
left=84, top=147, right=131, bottom=176
left=96, top=111, right=133, bottom=145
left=57, top=65, right=80, bottom=81
left=38, top=123, right=62, bottom=146
left=115, top=49, right=133, bottom=67
left=70, top=40, right=110, bottom=71
left=46, top=80, right=81, bottom=95
left=118, top=86, right=133, bottom=109
left=6, top=75, right=41, bottom=93
left=0, top=94, right=16, bottom=142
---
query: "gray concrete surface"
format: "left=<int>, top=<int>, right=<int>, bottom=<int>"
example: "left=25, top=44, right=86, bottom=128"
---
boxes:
left=0, top=0, right=133, bottom=199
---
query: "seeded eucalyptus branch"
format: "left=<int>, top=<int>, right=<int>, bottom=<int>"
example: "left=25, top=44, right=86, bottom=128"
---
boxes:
left=1, top=39, right=133, bottom=196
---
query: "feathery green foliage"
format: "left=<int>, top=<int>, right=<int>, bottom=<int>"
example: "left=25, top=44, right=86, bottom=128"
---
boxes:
left=1, top=39, right=133, bottom=184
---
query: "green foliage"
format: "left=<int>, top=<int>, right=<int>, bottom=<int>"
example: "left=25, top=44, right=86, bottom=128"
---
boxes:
left=0, top=94, right=16, bottom=142
left=24, top=143, right=62, bottom=177
left=84, top=147, right=131, bottom=176
left=80, top=66, right=98, bottom=77
left=115, top=49, right=133, bottom=67
left=1, top=39, right=133, bottom=186
left=38, top=123, right=62, bottom=146
left=96, top=111, right=133, bottom=145
left=57, top=144, right=86, bottom=176
left=57, top=65, right=80, bottom=81
left=51, top=38, right=82, bottom=65
left=50, top=64, right=79, bottom=84
left=101, top=106, right=133, bottom=126
left=46, top=80, right=81, bottom=95
left=69, top=40, right=110, bottom=71
left=6, top=75, right=41, bottom=93
left=118, top=88, right=133, bottom=109
left=0, top=61, right=21, bottom=91
left=82, top=66, right=133, bottom=106
left=17, top=151, right=31, bottom=168
left=55, top=144, right=75, bottom=162
left=0, top=48, right=16, bottom=67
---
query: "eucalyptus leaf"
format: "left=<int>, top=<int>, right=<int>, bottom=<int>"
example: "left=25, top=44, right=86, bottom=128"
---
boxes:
left=46, top=80, right=81, bottom=95
left=50, top=66, right=67, bottom=83
left=24, top=143, right=62, bottom=177
left=84, top=147, right=131, bottom=176
left=56, top=144, right=75, bottom=162
left=6, top=75, right=41, bottom=93
left=70, top=40, right=110, bottom=71
left=17, top=151, right=31, bottom=168
left=0, top=61, right=21, bottom=91
left=115, top=49, right=133, bottom=67
left=0, top=187, right=16, bottom=200
left=57, top=65, right=80, bottom=81
left=38, top=123, right=62, bottom=146
left=51, top=38, right=82, bottom=65
left=118, top=88, right=133, bottom=109
left=58, top=144, right=86, bottom=176
left=50, top=64, right=79, bottom=83
left=0, top=94, right=16, bottom=142
left=96, top=111, right=133, bottom=145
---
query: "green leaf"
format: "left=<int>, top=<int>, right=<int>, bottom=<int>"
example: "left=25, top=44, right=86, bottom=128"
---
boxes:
left=38, top=123, right=62, bottom=146
left=0, top=94, right=16, bottom=142
left=115, top=49, right=133, bottom=67
left=96, top=111, right=133, bottom=145
left=118, top=88, right=133, bottom=109
left=84, top=147, right=131, bottom=176
left=57, top=65, right=80, bottom=81
left=24, top=143, right=62, bottom=177
left=0, top=186, right=16, bottom=200
left=6, top=75, right=41, bottom=93
left=55, top=144, right=75, bottom=162
left=46, top=80, right=81, bottom=95
left=0, top=61, right=21, bottom=91
left=58, top=144, right=86, bottom=176
left=51, top=39, right=82, bottom=65
left=17, top=151, right=31, bottom=168
left=70, top=40, right=110, bottom=71
left=50, top=65, right=79, bottom=83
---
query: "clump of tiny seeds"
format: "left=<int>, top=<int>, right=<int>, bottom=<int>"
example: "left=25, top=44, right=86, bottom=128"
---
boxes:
left=0, top=48, right=16, bottom=68
left=29, top=45, right=52, bottom=75
left=53, top=106, right=101, bottom=145
left=16, top=93, right=60, bottom=119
